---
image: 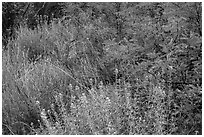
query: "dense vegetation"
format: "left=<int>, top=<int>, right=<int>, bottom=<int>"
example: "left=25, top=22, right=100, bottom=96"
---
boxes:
left=2, top=2, right=202, bottom=135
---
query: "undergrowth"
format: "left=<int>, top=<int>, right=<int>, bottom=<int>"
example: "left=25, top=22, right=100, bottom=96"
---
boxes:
left=2, top=17, right=202, bottom=135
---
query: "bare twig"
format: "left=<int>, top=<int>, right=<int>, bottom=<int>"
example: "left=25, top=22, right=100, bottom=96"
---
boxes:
left=2, top=124, right=15, bottom=135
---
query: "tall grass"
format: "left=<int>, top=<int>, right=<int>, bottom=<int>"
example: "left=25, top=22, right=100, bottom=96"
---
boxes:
left=2, top=20, right=202, bottom=135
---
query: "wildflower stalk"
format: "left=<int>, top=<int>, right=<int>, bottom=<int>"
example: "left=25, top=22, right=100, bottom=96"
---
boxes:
left=80, top=93, right=97, bottom=134
left=40, top=109, right=54, bottom=134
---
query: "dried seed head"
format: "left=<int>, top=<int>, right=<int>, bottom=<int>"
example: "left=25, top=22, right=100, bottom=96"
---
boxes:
left=81, top=93, right=87, bottom=103
left=58, top=93, right=63, bottom=99
left=75, top=85, right=80, bottom=91
left=69, top=84, right=73, bottom=90
left=40, top=109, right=47, bottom=119
left=36, top=100, right=40, bottom=105
left=89, top=78, right=93, bottom=84
left=98, top=81, right=104, bottom=88
left=115, top=68, right=118, bottom=74
left=47, top=110, right=50, bottom=113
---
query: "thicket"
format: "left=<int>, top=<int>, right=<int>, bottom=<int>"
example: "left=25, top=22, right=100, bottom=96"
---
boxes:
left=2, top=2, right=202, bottom=135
